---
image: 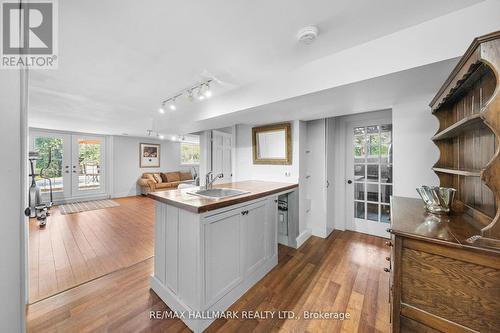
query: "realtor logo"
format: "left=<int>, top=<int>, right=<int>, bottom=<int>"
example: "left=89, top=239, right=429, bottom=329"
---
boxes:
left=1, top=0, right=58, bottom=69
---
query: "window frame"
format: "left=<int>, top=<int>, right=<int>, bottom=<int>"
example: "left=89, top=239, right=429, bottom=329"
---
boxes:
left=179, top=141, right=200, bottom=166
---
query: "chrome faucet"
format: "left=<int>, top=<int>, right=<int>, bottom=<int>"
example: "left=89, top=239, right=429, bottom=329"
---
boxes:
left=204, top=171, right=223, bottom=190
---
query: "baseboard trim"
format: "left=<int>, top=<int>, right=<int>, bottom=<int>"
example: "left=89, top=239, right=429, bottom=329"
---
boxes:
left=296, top=229, right=311, bottom=248
left=110, top=192, right=138, bottom=199
left=311, top=227, right=328, bottom=238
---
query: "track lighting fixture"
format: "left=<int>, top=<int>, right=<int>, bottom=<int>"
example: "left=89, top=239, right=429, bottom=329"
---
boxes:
left=159, top=79, right=213, bottom=113
left=204, top=83, right=212, bottom=98
left=169, top=98, right=176, bottom=110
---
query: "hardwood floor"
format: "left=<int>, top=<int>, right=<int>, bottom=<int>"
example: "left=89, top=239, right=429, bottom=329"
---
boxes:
left=29, top=196, right=155, bottom=303
left=27, top=230, right=391, bottom=333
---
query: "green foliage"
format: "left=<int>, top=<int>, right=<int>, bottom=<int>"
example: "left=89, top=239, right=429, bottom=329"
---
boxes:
left=78, top=143, right=100, bottom=165
left=34, top=137, right=63, bottom=178
left=181, top=143, right=200, bottom=164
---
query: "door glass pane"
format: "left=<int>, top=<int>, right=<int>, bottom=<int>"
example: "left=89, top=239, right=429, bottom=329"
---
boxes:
left=34, top=137, right=64, bottom=193
left=381, top=185, right=392, bottom=203
left=366, top=183, right=379, bottom=203
left=367, top=126, right=380, bottom=163
left=366, top=164, right=379, bottom=182
left=381, top=124, right=392, bottom=164
left=354, top=164, right=365, bottom=181
left=78, top=139, right=101, bottom=189
left=381, top=164, right=393, bottom=184
left=355, top=201, right=365, bottom=219
left=354, top=183, right=365, bottom=201
left=353, top=127, right=366, bottom=163
left=381, top=205, right=391, bottom=223
left=367, top=203, right=379, bottom=221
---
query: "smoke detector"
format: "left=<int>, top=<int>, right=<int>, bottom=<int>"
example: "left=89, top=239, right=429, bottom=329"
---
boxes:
left=297, top=26, right=319, bottom=45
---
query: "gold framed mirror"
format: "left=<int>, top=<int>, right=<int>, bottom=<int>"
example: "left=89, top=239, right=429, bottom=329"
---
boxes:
left=252, top=123, right=292, bottom=165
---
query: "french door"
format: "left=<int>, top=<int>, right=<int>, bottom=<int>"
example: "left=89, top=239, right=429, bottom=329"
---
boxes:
left=30, top=130, right=106, bottom=202
left=346, top=118, right=392, bottom=238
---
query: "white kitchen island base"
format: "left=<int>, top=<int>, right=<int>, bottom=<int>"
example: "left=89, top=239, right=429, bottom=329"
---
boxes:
left=149, top=193, right=282, bottom=333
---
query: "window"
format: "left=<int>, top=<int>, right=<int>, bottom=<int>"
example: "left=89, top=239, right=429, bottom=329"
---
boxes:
left=180, top=142, right=200, bottom=165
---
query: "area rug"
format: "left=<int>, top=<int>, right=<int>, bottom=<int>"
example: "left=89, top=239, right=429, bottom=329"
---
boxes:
left=59, top=199, right=120, bottom=215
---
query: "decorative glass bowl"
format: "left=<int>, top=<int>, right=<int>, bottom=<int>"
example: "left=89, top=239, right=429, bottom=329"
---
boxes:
left=416, top=186, right=456, bottom=214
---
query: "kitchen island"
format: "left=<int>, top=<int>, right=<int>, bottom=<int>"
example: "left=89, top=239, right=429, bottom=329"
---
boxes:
left=148, top=180, right=298, bottom=332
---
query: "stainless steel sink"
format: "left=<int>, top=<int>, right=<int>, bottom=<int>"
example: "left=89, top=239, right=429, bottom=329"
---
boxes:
left=187, top=188, right=250, bottom=200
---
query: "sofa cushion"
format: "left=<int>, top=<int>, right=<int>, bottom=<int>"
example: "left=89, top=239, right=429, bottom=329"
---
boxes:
left=144, top=173, right=157, bottom=183
left=165, top=172, right=181, bottom=182
left=152, top=173, right=163, bottom=183
left=155, top=182, right=173, bottom=189
left=179, top=171, right=192, bottom=181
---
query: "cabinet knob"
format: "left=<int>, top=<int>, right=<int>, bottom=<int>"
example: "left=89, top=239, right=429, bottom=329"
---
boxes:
left=386, top=228, right=393, bottom=233
left=385, top=241, right=392, bottom=247
left=385, top=256, right=390, bottom=261
left=384, top=268, right=390, bottom=273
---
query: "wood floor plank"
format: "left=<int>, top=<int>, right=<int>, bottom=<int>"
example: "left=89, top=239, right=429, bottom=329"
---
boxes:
left=27, top=197, right=390, bottom=333
left=28, top=196, right=155, bottom=303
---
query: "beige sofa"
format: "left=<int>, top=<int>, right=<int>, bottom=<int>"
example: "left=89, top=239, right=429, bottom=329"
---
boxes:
left=138, top=171, right=194, bottom=194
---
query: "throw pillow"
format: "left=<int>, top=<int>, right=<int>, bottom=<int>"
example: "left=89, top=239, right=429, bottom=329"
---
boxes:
left=144, top=174, right=157, bottom=183
left=160, top=173, right=168, bottom=182
left=153, top=173, right=162, bottom=183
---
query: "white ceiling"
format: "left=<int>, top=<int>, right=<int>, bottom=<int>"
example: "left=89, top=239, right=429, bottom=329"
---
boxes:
left=28, top=0, right=483, bottom=137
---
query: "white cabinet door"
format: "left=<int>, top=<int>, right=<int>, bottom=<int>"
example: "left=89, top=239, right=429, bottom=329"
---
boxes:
left=204, top=208, right=244, bottom=307
left=243, top=201, right=268, bottom=275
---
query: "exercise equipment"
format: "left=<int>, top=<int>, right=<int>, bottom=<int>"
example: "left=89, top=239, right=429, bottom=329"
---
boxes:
left=24, top=150, right=54, bottom=226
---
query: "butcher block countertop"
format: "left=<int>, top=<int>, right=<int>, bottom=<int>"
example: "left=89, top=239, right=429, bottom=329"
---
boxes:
left=148, top=180, right=298, bottom=213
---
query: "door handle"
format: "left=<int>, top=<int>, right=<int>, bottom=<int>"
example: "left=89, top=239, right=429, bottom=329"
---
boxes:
left=326, top=180, right=330, bottom=188
left=347, top=180, right=352, bottom=184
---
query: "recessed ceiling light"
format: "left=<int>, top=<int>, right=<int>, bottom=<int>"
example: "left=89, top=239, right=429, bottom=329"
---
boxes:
left=159, top=134, right=165, bottom=140
left=158, top=107, right=165, bottom=114
left=169, top=103, right=176, bottom=110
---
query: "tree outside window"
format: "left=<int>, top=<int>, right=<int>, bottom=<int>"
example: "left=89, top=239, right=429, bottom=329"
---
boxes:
left=180, top=142, right=200, bottom=165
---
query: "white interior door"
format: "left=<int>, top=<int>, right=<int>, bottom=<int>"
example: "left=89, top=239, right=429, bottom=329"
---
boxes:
left=212, top=130, right=232, bottom=183
left=346, top=118, right=392, bottom=238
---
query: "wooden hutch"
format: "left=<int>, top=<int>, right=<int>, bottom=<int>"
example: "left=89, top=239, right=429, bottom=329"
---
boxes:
left=389, top=31, right=500, bottom=332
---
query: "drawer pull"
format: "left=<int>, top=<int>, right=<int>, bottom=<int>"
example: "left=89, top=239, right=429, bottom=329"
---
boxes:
left=384, top=267, right=390, bottom=273
left=385, top=241, right=393, bottom=247
left=386, top=228, right=393, bottom=233
left=385, top=256, right=390, bottom=261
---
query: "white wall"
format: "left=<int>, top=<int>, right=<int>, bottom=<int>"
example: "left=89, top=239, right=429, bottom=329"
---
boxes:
left=304, top=119, right=328, bottom=238
left=392, top=99, right=440, bottom=197
left=111, top=136, right=199, bottom=197
left=0, top=70, right=25, bottom=331
left=234, top=120, right=300, bottom=183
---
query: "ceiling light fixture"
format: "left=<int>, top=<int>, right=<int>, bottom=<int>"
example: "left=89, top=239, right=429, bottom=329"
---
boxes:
left=204, top=83, right=212, bottom=98
left=197, top=87, right=205, bottom=100
left=169, top=98, right=176, bottom=110
left=159, top=79, right=213, bottom=113
left=297, top=25, right=319, bottom=45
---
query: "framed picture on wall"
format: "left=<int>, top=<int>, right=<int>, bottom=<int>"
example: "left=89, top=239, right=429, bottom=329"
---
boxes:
left=140, top=143, right=160, bottom=168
